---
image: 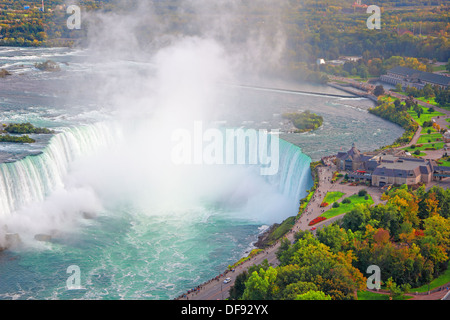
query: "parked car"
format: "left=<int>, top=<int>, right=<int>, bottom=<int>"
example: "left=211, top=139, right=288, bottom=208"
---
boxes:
left=223, top=278, right=231, bottom=284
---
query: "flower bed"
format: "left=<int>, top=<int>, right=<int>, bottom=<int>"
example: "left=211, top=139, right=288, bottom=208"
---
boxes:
left=308, top=216, right=327, bottom=226
left=320, top=202, right=329, bottom=207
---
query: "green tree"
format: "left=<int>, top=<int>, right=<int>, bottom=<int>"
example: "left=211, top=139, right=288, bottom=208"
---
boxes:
left=295, top=290, right=332, bottom=300
left=241, top=267, right=278, bottom=300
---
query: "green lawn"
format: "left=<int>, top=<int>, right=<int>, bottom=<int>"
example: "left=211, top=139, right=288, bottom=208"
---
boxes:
left=436, top=160, right=450, bottom=167
left=407, top=106, right=445, bottom=126
left=416, top=96, right=438, bottom=107
left=412, top=268, right=450, bottom=293
left=417, top=133, right=443, bottom=144
left=421, top=126, right=438, bottom=134
left=320, top=194, right=374, bottom=219
left=323, top=191, right=345, bottom=205
left=403, top=142, right=445, bottom=152
left=357, top=290, right=389, bottom=300
left=433, top=64, right=447, bottom=71
left=357, top=290, right=413, bottom=300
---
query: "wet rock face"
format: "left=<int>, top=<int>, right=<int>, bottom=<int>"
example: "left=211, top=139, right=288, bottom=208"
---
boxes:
left=34, top=234, right=52, bottom=242
left=0, top=69, right=11, bottom=78
left=0, top=233, right=22, bottom=251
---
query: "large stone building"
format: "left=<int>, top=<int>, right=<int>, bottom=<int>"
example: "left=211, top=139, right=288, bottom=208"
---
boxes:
left=380, top=66, right=450, bottom=90
left=371, top=158, right=433, bottom=187
left=336, top=143, right=434, bottom=187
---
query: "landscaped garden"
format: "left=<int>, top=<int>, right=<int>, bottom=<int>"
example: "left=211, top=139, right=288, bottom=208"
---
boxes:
left=407, top=105, right=445, bottom=126
left=320, top=190, right=374, bottom=220
left=322, top=191, right=345, bottom=206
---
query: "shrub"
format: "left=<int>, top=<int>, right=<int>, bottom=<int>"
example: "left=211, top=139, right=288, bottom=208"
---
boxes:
left=332, top=202, right=340, bottom=208
left=342, top=198, right=351, bottom=204
left=358, top=189, right=368, bottom=197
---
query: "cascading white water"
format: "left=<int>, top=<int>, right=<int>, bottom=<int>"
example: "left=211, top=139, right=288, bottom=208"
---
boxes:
left=0, top=122, right=121, bottom=217
left=272, top=139, right=313, bottom=201
left=0, top=121, right=313, bottom=248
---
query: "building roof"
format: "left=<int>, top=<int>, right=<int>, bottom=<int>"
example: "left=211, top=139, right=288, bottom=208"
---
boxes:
left=337, top=143, right=363, bottom=162
left=372, top=158, right=432, bottom=178
left=389, top=66, right=422, bottom=77
left=417, top=72, right=450, bottom=87
left=387, top=66, right=450, bottom=87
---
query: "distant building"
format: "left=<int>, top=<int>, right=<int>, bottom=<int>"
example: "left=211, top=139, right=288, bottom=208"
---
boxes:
left=327, top=60, right=345, bottom=66
left=336, top=143, right=435, bottom=187
left=340, top=56, right=363, bottom=63
left=316, top=58, right=325, bottom=65
left=380, top=66, right=450, bottom=90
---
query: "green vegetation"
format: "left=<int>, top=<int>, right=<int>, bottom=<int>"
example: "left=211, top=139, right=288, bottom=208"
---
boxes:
left=404, top=142, right=445, bottom=153
left=231, top=184, right=450, bottom=300
left=417, top=133, right=443, bottom=144
left=323, top=191, right=345, bottom=204
left=407, top=105, right=445, bottom=127
left=283, top=111, right=323, bottom=133
left=255, top=216, right=296, bottom=249
left=356, top=290, right=389, bottom=300
left=320, top=193, right=374, bottom=219
left=404, top=85, right=450, bottom=110
left=0, top=122, right=55, bottom=144
left=228, top=249, right=263, bottom=271
left=4, top=122, right=55, bottom=134
left=368, top=99, right=418, bottom=148
left=0, top=134, right=35, bottom=143
left=412, top=268, right=450, bottom=293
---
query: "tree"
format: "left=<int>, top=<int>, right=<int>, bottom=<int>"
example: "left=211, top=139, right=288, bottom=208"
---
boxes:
left=423, top=84, right=434, bottom=99
left=229, top=271, right=248, bottom=300
left=386, top=277, right=411, bottom=300
left=242, top=267, right=278, bottom=300
left=374, top=85, right=385, bottom=97
left=358, top=189, right=368, bottom=197
left=395, top=83, right=403, bottom=92
left=295, top=290, right=331, bottom=300
left=342, top=206, right=370, bottom=232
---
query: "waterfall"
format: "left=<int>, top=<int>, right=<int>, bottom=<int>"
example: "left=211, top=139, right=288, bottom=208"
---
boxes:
left=274, top=139, right=313, bottom=202
left=0, top=122, right=121, bottom=217
left=0, top=122, right=313, bottom=226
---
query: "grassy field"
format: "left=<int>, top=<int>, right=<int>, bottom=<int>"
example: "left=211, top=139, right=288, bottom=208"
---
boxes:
left=421, top=126, right=438, bottom=134
left=407, top=106, right=445, bottom=126
left=417, top=133, right=443, bottom=144
left=416, top=96, right=439, bottom=107
left=357, top=290, right=413, bottom=300
left=436, top=160, right=450, bottom=167
left=320, top=193, right=374, bottom=219
left=403, top=142, right=445, bottom=152
left=357, top=290, right=389, bottom=300
left=323, top=191, right=345, bottom=205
